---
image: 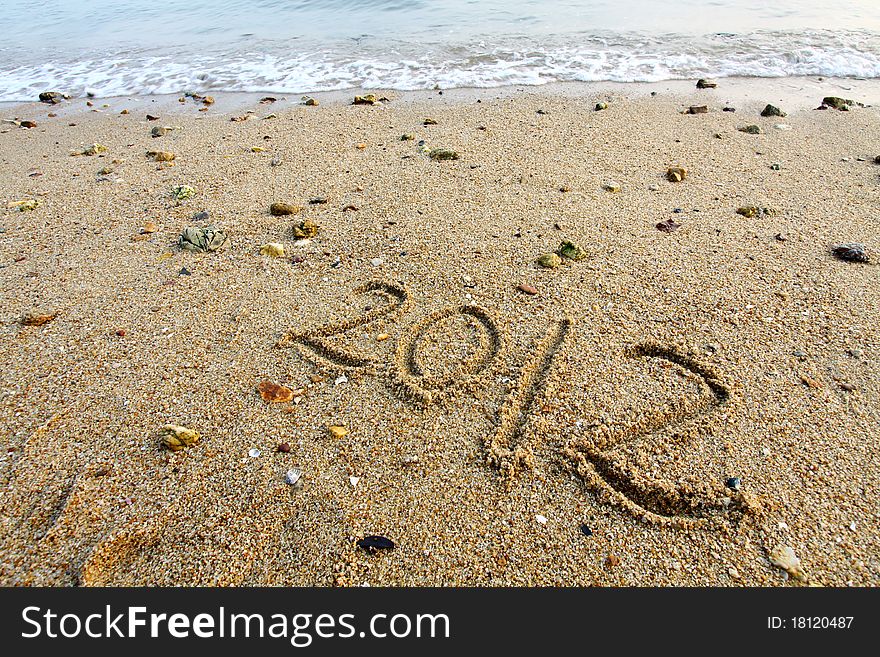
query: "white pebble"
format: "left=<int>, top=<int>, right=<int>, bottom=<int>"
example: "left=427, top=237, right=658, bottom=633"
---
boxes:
left=535, top=514, right=548, bottom=524
left=349, top=476, right=360, bottom=487
left=248, top=448, right=261, bottom=458
left=335, top=374, right=348, bottom=386
left=370, top=257, right=384, bottom=267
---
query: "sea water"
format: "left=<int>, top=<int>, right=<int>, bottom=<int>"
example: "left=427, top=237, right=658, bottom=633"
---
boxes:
left=1, top=0, right=879, bottom=100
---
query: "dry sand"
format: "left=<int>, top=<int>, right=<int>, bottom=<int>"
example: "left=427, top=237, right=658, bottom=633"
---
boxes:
left=0, top=77, right=878, bottom=586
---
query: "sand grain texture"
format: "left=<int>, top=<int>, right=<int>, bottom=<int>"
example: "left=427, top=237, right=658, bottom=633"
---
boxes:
left=1, top=82, right=878, bottom=586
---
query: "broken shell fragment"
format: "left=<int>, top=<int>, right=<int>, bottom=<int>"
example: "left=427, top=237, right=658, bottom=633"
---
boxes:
left=328, top=426, right=348, bottom=439
left=178, top=225, right=227, bottom=252
left=285, top=469, right=303, bottom=486
left=302, top=96, right=319, bottom=106
left=9, top=199, right=40, bottom=211
left=258, top=381, right=294, bottom=403
left=159, top=424, right=200, bottom=451
left=666, top=166, right=687, bottom=182
left=769, top=545, right=806, bottom=581
left=151, top=126, right=173, bottom=137
left=352, top=94, right=378, bottom=105
left=141, top=221, right=159, bottom=234
left=558, top=240, right=587, bottom=261
left=260, top=243, right=285, bottom=257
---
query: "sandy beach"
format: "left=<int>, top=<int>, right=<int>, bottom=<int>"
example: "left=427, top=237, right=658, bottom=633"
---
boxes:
left=0, top=77, right=878, bottom=586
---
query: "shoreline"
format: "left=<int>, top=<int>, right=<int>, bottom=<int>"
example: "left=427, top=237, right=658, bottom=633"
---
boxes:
left=4, top=75, right=880, bottom=120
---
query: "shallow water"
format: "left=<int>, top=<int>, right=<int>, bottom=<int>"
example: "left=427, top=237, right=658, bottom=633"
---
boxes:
left=2, top=0, right=880, bottom=100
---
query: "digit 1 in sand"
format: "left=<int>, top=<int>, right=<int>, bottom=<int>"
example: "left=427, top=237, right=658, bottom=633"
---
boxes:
left=486, top=318, right=571, bottom=480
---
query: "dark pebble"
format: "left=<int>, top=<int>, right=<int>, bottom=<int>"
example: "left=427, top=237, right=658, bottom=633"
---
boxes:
left=726, top=477, right=742, bottom=491
left=357, top=535, right=395, bottom=553
left=277, top=442, right=291, bottom=453
left=580, top=524, right=593, bottom=536
left=722, top=107, right=736, bottom=112
left=832, top=243, right=869, bottom=263
left=291, top=255, right=305, bottom=264
left=673, top=208, right=683, bottom=213
left=192, top=210, right=210, bottom=222
left=179, top=267, right=191, bottom=276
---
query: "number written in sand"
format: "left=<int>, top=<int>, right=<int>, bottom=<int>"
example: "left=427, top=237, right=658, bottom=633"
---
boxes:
left=277, top=280, right=753, bottom=529
left=565, top=344, right=753, bottom=529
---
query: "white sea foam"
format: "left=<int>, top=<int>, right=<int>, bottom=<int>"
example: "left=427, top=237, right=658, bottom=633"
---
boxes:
left=1, top=29, right=879, bottom=101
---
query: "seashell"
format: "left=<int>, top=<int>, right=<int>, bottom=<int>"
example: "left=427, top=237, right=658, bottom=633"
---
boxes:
left=257, top=381, right=294, bottom=403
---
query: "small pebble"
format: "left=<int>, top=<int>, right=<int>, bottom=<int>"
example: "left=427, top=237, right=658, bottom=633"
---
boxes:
left=357, top=535, right=395, bottom=553
left=605, top=554, right=621, bottom=569
left=832, top=243, right=869, bottom=263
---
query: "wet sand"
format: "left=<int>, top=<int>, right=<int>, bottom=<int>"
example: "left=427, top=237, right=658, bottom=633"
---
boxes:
left=0, top=77, right=878, bottom=586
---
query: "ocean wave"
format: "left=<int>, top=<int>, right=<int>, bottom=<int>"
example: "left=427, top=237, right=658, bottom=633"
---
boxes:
left=1, top=29, right=879, bottom=101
